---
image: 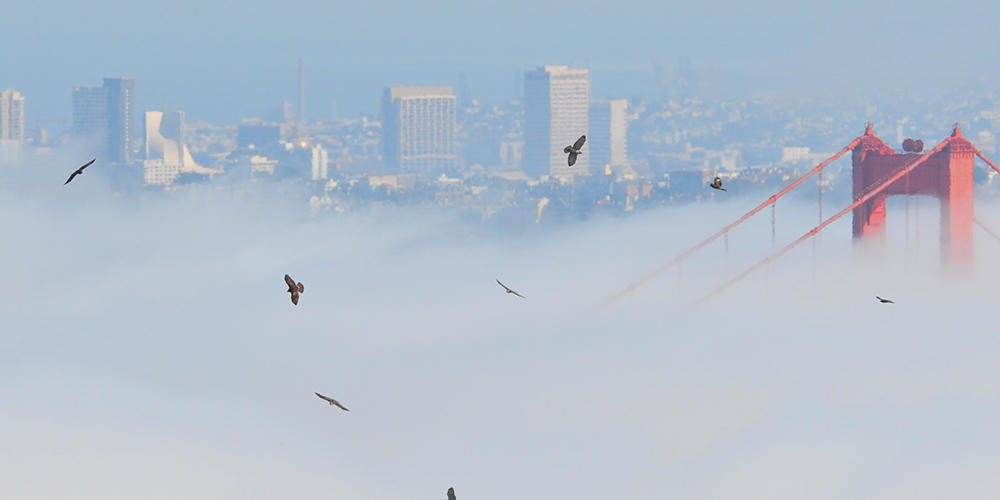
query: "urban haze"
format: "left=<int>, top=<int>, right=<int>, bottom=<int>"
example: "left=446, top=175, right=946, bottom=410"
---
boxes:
left=4, top=1, right=1000, bottom=499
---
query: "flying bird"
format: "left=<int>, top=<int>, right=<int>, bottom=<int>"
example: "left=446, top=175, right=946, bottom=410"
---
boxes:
left=496, top=279, right=525, bottom=298
left=710, top=176, right=727, bottom=191
left=64, top=158, right=96, bottom=185
left=563, top=135, right=586, bottom=166
left=284, top=274, right=305, bottom=305
left=876, top=295, right=894, bottom=304
left=314, top=392, right=350, bottom=412
left=447, top=487, right=457, bottom=500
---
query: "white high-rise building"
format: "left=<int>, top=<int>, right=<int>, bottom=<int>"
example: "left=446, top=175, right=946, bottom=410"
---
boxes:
left=589, top=99, right=628, bottom=171
left=311, top=143, right=329, bottom=180
left=524, top=65, right=590, bottom=178
left=381, top=86, right=457, bottom=174
left=1, top=89, right=26, bottom=144
left=143, top=110, right=217, bottom=186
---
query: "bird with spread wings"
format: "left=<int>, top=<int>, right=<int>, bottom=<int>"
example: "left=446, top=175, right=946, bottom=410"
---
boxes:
left=563, top=135, right=586, bottom=166
left=284, top=274, right=305, bottom=305
left=496, top=279, right=525, bottom=298
left=314, top=392, right=350, bottom=411
left=64, top=159, right=96, bottom=185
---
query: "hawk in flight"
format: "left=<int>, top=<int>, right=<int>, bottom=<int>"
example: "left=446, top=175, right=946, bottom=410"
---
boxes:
left=314, top=392, right=350, bottom=412
left=563, top=135, right=586, bottom=166
left=447, top=487, right=457, bottom=500
left=64, top=159, right=96, bottom=185
left=284, top=274, right=305, bottom=305
left=876, top=295, right=894, bottom=304
left=496, top=279, right=525, bottom=299
left=710, top=176, right=727, bottom=192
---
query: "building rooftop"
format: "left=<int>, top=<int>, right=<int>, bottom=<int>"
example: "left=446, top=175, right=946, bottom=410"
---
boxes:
left=387, top=86, right=454, bottom=100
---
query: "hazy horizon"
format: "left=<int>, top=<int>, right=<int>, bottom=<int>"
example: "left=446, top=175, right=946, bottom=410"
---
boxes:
left=3, top=0, right=999, bottom=124
left=6, top=2, right=1000, bottom=498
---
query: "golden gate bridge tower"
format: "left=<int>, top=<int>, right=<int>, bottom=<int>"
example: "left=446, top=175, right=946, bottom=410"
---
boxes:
left=605, top=122, right=1000, bottom=304
left=852, top=123, right=976, bottom=264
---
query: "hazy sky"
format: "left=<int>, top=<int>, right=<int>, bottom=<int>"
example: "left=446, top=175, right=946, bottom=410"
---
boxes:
left=5, top=151, right=1000, bottom=498
left=2, top=0, right=999, bottom=123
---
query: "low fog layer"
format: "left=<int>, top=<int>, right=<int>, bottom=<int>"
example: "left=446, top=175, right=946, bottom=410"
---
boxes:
left=3, top=157, right=1000, bottom=499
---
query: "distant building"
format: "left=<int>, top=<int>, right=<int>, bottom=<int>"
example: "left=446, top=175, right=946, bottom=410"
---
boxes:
left=143, top=110, right=216, bottom=186
left=105, top=78, right=135, bottom=163
left=381, top=86, right=457, bottom=174
left=524, top=65, right=590, bottom=178
left=311, top=143, right=329, bottom=180
left=589, top=99, right=628, bottom=170
left=1, top=89, right=26, bottom=144
left=72, top=86, right=107, bottom=139
left=72, top=77, right=135, bottom=163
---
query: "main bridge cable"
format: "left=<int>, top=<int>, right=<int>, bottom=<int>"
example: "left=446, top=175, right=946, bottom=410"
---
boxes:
left=598, top=136, right=865, bottom=308
left=694, top=136, right=956, bottom=304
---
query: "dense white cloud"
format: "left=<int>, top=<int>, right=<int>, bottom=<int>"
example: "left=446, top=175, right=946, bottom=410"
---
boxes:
left=3, top=156, right=1000, bottom=499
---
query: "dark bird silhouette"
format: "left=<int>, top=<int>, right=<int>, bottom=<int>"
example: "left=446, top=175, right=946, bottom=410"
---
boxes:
left=876, top=295, right=894, bottom=304
left=496, top=279, right=525, bottom=298
left=563, top=135, right=586, bottom=166
left=284, top=274, right=305, bottom=305
left=64, top=159, right=96, bottom=185
left=710, top=176, right=727, bottom=191
left=447, top=487, right=457, bottom=500
left=314, top=392, right=350, bottom=411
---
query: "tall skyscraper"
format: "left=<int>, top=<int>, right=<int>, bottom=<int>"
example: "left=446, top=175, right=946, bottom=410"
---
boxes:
left=0, top=90, right=25, bottom=144
left=105, top=77, right=135, bottom=163
left=589, top=99, right=629, bottom=170
left=524, top=65, right=590, bottom=178
left=72, top=77, right=134, bottom=163
left=72, top=86, right=107, bottom=139
left=381, top=86, right=457, bottom=174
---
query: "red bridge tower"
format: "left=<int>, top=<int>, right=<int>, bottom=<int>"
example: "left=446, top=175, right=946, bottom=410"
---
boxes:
left=852, top=123, right=976, bottom=263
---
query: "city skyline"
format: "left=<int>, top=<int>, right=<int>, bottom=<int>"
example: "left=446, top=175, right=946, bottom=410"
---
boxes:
left=5, top=1, right=1000, bottom=498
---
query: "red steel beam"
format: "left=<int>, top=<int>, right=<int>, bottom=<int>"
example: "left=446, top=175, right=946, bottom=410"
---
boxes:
left=601, top=136, right=864, bottom=306
left=696, top=136, right=955, bottom=303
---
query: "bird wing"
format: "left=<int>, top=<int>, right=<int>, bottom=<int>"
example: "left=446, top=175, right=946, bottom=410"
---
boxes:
left=331, top=399, right=350, bottom=412
left=448, top=487, right=457, bottom=500
left=315, top=392, right=332, bottom=402
left=290, top=290, right=299, bottom=305
left=568, top=152, right=578, bottom=166
left=64, top=171, right=79, bottom=185
left=496, top=279, right=512, bottom=292
left=573, top=135, right=586, bottom=149
left=512, top=290, right=526, bottom=299
left=284, top=274, right=296, bottom=289
left=79, top=158, right=96, bottom=171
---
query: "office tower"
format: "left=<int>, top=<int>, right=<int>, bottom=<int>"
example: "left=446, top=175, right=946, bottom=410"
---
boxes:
left=72, top=77, right=134, bottom=163
left=0, top=90, right=25, bottom=143
left=73, top=86, right=107, bottom=138
left=381, top=86, right=457, bottom=173
left=143, top=110, right=208, bottom=186
left=105, top=77, right=135, bottom=163
left=589, top=99, right=628, bottom=170
left=524, top=65, right=590, bottom=178
left=298, top=59, right=306, bottom=126
left=311, top=144, right=329, bottom=180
